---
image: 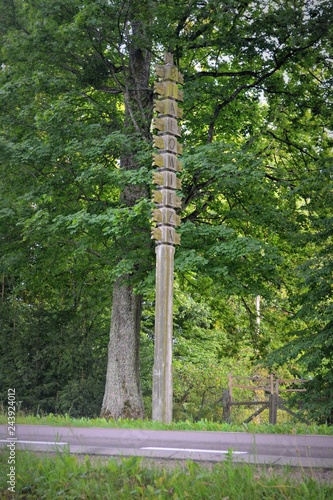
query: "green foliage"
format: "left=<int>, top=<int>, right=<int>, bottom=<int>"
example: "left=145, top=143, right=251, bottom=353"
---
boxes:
left=266, top=162, right=333, bottom=424
left=0, top=259, right=110, bottom=416
left=1, top=450, right=332, bottom=499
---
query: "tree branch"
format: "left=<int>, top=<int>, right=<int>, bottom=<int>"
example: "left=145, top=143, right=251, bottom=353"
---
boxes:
left=190, top=70, right=259, bottom=79
left=206, top=41, right=324, bottom=142
left=267, top=130, right=318, bottom=161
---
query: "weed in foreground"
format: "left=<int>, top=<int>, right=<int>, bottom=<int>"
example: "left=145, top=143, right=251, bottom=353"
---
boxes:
left=0, top=450, right=332, bottom=499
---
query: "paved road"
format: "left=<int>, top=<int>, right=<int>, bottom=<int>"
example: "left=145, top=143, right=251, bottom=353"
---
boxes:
left=1, top=425, right=333, bottom=468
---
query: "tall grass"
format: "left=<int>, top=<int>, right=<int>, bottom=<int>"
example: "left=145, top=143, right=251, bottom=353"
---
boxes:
left=0, top=450, right=332, bottom=499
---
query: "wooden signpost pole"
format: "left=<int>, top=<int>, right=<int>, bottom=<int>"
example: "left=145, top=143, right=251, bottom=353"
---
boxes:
left=151, top=52, right=183, bottom=423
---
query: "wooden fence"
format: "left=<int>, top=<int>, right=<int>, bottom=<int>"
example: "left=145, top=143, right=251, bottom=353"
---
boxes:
left=222, top=374, right=309, bottom=425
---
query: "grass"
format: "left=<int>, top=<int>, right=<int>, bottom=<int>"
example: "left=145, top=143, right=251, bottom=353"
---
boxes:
left=0, top=450, right=332, bottom=499
left=1, top=412, right=333, bottom=435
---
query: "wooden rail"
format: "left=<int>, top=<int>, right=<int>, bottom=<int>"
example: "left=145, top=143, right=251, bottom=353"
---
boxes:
left=222, top=374, right=308, bottom=425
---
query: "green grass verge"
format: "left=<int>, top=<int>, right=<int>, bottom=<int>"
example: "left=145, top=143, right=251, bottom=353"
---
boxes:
left=0, top=450, right=332, bottom=499
left=0, top=412, right=332, bottom=435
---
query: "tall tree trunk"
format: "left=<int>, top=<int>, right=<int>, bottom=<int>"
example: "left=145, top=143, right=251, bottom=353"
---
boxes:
left=101, top=279, right=144, bottom=418
left=101, top=6, right=152, bottom=418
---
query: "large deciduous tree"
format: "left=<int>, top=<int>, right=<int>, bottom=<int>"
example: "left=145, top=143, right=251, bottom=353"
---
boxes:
left=101, top=3, right=153, bottom=418
left=1, top=0, right=155, bottom=418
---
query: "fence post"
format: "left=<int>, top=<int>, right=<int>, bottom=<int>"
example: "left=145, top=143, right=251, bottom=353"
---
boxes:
left=269, top=394, right=278, bottom=424
left=222, top=389, right=231, bottom=423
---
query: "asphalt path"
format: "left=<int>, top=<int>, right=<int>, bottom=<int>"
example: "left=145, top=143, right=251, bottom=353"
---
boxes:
left=1, top=425, right=333, bottom=468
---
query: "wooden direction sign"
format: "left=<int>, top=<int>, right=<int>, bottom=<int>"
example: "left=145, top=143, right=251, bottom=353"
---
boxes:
left=153, top=135, right=183, bottom=155
left=154, top=99, right=183, bottom=119
left=153, top=153, right=182, bottom=172
left=154, top=64, right=184, bottom=84
left=154, top=81, right=184, bottom=101
left=152, top=189, right=182, bottom=209
left=152, top=51, right=183, bottom=244
left=152, top=171, right=182, bottom=190
left=152, top=208, right=181, bottom=227
left=153, top=117, right=181, bottom=136
left=151, top=226, right=181, bottom=246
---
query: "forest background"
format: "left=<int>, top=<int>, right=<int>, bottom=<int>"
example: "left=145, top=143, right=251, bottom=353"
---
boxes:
left=0, top=0, right=332, bottom=425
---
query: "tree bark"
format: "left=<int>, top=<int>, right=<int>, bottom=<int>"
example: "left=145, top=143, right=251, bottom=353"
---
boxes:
left=101, top=279, right=144, bottom=418
left=101, top=5, right=152, bottom=418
